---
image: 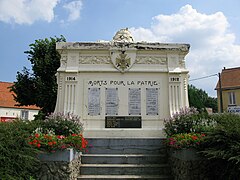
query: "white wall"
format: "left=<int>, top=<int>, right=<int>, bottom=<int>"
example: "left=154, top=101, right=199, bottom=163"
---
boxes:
left=0, top=107, right=39, bottom=121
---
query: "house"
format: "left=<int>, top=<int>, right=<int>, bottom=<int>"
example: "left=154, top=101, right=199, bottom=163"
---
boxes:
left=215, top=67, right=240, bottom=113
left=0, top=81, right=40, bottom=121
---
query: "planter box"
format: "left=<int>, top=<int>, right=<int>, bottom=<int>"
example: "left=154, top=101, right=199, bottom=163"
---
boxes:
left=171, top=148, right=200, bottom=161
left=38, top=148, right=81, bottom=162
left=169, top=148, right=209, bottom=179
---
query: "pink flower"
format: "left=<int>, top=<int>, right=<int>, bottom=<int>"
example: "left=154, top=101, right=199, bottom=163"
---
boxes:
left=169, top=141, right=175, bottom=145
left=61, top=145, right=67, bottom=149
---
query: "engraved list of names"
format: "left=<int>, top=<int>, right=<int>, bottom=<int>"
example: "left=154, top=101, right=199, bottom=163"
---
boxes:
left=105, top=88, right=118, bottom=115
left=88, top=88, right=100, bottom=116
left=146, top=88, right=158, bottom=115
left=128, top=88, right=141, bottom=115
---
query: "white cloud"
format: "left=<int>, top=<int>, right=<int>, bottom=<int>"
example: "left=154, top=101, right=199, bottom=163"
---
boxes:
left=130, top=4, right=240, bottom=96
left=0, top=0, right=59, bottom=25
left=63, top=0, right=82, bottom=22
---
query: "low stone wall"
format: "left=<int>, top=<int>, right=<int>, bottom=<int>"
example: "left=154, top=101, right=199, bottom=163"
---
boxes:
left=37, top=150, right=81, bottom=180
left=37, top=156, right=81, bottom=180
left=168, top=149, right=209, bottom=180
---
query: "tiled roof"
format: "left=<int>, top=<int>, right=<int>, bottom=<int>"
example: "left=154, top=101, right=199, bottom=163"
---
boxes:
left=216, top=67, right=240, bottom=90
left=0, top=81, right=40, bottom=110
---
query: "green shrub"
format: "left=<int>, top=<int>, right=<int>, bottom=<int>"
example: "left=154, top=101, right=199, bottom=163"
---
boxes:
left=201, top=113, right=240, bottom=179
left=0, top=113, right=86, bottom=179
left=164, top=107, right=212, bottom=136
left=40, top=112, right=83, bottom=136
left=0, top=120, right=40, bottom=179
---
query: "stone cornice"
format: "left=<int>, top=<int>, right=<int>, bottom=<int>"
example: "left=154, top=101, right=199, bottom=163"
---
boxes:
left=56, top=42, right=190, bottom=54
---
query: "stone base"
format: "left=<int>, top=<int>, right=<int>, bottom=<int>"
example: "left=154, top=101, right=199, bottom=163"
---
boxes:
left=171, top=149, right=200, bottom=161
left=37, top=150, right=81, bottom=180
left=169, top=149, right=209, bottom=180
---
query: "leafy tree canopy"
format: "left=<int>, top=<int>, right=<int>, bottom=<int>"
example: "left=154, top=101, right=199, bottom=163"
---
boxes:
left=188, top=84, right=217, bottom=113
left=11, top=36, right=66, bottom=116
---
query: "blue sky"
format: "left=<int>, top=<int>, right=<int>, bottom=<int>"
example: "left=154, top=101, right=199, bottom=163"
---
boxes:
left=0, top=0, right=240, bottom=97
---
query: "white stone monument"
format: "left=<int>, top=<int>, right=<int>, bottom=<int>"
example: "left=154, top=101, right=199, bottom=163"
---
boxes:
left=55, top=28, right=190, bottom=138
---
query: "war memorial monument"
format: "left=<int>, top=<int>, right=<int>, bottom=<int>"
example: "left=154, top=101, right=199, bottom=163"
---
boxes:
left=54, top=28, right=190, bottom=138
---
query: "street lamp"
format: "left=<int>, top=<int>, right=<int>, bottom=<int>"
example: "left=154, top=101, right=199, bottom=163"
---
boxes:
left=218, top=72, right=223, bottom=113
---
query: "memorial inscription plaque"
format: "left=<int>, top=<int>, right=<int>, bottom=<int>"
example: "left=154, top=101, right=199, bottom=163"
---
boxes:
left=105, top=88, right=118, bottom=115
left=105, top=116, right=142, bottom=128
left=128, top=88, right=141, bottom=115
left=88, top=88, right=100, bottom=116
left=146, top=88, right=159, bottom=115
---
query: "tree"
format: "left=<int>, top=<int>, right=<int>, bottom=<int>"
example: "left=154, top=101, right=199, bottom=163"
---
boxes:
left=188, top=84, right=217, bottom=113
left=11, top=36, right=66, bottom=116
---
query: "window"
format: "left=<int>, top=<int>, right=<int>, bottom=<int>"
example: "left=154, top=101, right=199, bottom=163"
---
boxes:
left=228, top=92, right=236, bottom=106
left=21, top=110, right=29, bottom=120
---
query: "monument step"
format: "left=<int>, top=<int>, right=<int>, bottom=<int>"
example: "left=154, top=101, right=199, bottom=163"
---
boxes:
left=78, top=175, right=173, bottom=180
left=81, top=154, right=167, bottom=164
left=84, top=129, right=165, bottom=138
left=79, top=138, right=172, bottom=178
left=85, top=138, right=167, bottom=154
left=80, top=164, right=171, bottom=175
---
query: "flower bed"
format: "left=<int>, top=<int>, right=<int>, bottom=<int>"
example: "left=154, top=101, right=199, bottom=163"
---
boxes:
left=28, top=112, right=88, bottom=179
left=166, top=133, right=206, bottom=149
left=164, top=108, right=211, bottom=179
left=28, top=112, right=88, bottom=153
left=28, top=131, right=88, bottom=153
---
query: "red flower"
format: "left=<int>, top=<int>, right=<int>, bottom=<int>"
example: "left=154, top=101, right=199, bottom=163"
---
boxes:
left=71, top=134, right=77, bottom=136
left=44, top=135, right=53, bottom=140
left=81, top=137, right=88, bottom=148
left=33, top=139, right=38, bottom=144
left=48, top=142, right=53, bottom=146
left=57, top=135, right=65, bottom=139
left=35, top=133, right=40, bottom=138
left=37, top=143, right=41, bottom=148
left=191, top=135, right=198, bottom=140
